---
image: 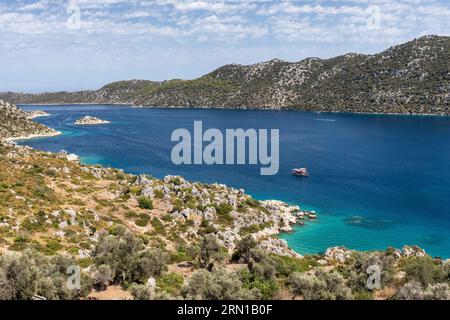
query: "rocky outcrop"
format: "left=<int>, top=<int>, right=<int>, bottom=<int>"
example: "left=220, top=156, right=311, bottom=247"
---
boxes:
left=324, top=246, right=355, bottom=263
left=136, top=175, right=302, bottom=256
left=0, top=100, right=60, bottom=141
left=75, top=116, right=110, bottom=125
left=27, top=110, right=50, bottom=119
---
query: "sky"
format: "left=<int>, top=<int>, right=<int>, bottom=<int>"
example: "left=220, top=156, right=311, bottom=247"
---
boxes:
left=0, top=0, right=449, bottom=92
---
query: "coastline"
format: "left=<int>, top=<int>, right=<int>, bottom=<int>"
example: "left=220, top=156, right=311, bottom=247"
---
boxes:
left=19, top=102, right=450, bottom=117
left=2, top=130, right=62, bottom=142
left=18, top=103, right=132, bottom=106
left=4, top=128, right=304, bottom=258
left=13, top=107, right=446, bottom=258
left=28, top=113, right=50, bottom=119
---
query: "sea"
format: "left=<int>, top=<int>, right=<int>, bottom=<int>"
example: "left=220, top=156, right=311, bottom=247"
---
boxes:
left=18, top=104, right=450, bottom=258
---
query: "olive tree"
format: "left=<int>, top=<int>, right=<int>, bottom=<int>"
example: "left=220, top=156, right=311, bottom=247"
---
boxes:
left=289, top=271, right=353, bottom=300
left=181, top=268, right=258, bottom=300
left=198, top=235, right=225, bottom=269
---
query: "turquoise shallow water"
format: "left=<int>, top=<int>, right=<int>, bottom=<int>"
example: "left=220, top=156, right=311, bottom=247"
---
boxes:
left=19, top=104, right=450, bottom=258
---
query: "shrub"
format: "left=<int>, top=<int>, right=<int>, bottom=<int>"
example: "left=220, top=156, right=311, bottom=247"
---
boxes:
left=157, top=273, right=184, bottom=294
left=135, top=213, right=150, bottom=227
left=44, top=240, right=63, bottom=255
left=239, top=269, right=277, bottom=299
left=245, top=198, right=260, bottom=207
left=270, top=254, right=318, bottom=278
left=353, top=291, right=374, bottom=300
left=170, top=245, right=192, bottom=263
left=239, top=222, right=273, bottom=236
left=423, top=283, right=450, bottom=300
left=402, top=256, right=445, bottom=287
left=138, top=197, right=153, bottom=210
left=289, top=271, right=353, bottom=300
left=395, top=281, right=424, bottom=300
left=181, top=268, right=258, bottom=300
left=129, top=284, right=153, bottom=300
left=214, top=204, right=233, bottom=225
left=154, top=190, right=164, bottom=199
left=150, top=217, right=166, bottom=235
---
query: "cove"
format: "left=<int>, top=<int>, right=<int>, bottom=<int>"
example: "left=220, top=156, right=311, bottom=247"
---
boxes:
left=18, top=104, right=450, bottom=258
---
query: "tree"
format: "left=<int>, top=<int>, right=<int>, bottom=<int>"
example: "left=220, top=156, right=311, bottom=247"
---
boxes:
left=0, top=250, right=90, bottom=300
left=127, top=249, right=169, bottom=283
left=181, top=268, right=257, bottom=300
left=247, top=249, right=276, bottom=280
left=344, top=250, right=396, bottom=292
left=0, top=269, right=15, bottom=300
left=232, top=236, right=257, bottom=264
left=92, top=265, right=114, bottom=291
left=0, top=251, right=39, bottom=300
left=290, top=272, right=327, bottom=300
left=198, top=235, right=225, bottom=269
left=403, top=257, right=445, bottom=287
left=289, top=271, right=353, bottom=300
left=92, top=226, right=143, bottom=282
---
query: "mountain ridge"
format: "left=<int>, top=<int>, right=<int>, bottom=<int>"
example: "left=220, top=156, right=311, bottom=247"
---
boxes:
left=1, top=35, right=449, bottom=114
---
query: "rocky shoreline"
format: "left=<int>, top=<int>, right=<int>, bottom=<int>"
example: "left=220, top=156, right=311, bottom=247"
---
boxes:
left=27, top=110, right=50, bottom=119
left=3, top=101, right=450, bottom=301
left=0, top=138, right=305, bottom=258
left=2, top=130, right=62, bottom=142
left=75, top=115, right=111, bottom=125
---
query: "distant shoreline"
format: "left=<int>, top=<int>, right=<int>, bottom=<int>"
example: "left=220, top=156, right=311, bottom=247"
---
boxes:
left=18, top=103, right=132, bottom=106
left=19, top=103, right=450, bottom=118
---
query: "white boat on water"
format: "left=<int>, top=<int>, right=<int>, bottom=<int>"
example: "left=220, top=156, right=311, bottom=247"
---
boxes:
left=292, top=168, right=309, bottom=177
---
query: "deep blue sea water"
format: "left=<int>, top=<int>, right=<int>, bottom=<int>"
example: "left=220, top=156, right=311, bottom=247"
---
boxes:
left=19, top=104, right=450, bottom=258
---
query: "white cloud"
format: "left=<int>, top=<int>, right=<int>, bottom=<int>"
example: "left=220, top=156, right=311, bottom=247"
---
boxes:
left=1, top=0, right=449, bottom=91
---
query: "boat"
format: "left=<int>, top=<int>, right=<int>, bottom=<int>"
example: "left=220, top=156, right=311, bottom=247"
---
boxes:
left=292, top=168, right=309, bottom=177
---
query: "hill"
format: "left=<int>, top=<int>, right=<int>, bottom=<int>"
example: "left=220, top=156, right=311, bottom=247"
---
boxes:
left=0, top=100, right=58, bottom=140
left=136, top=35, right=450, bottom=114
left=1, top=35, right=449, bottom=115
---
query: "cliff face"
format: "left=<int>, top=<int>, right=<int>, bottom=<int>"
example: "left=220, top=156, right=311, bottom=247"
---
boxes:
left=1, top=36, right=449, bottom=114
left=0, top=100, right=57, bottom=140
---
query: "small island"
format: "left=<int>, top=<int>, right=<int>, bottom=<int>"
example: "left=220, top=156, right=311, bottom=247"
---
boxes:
left=74, top=115, right=110, bottom=125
